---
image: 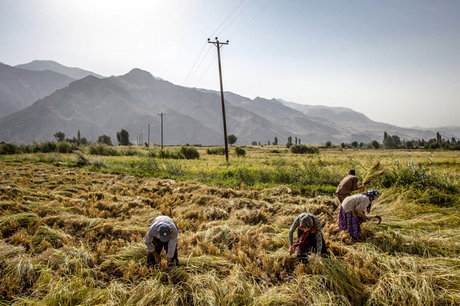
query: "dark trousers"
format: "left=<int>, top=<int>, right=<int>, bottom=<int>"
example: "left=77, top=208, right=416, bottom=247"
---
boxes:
left=146, top=237, right=179, bottom=267
left=296, top=228, right=327, bottom=264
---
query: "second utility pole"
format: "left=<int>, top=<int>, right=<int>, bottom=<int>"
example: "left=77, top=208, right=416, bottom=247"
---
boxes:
left=208, top=37, right=229, bottom=162
left=158, top=112, right=166, bottom=150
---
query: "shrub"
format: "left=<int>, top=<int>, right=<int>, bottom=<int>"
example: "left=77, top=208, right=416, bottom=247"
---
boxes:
left=158, top=149, right=183, bottom=159
left=56, top=141, right=75, bottom=153
left=74, top=151, right=90, bottom=167
left=207, top=147, right=226, bottom=155
left=235, top=147, right=246, bottom=157
left=119, top=147, right=141, bottom=156
left=87, top=144, right=118, bottom=156
left=34, top=141, right=57, bottom=153
left=290, top=145, right=319, bottom=154
left=179, top=146, right=200, bottom=159
left=0, top=143, right=18, bottom=155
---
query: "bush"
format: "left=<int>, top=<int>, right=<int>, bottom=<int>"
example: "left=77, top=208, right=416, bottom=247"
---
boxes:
left=56, top=142, right=75, bottom=153
left=158, top=149, right=182, bottom=159
left=207, top=147, right=226, bottom=155
left=74, top=151, right=90, bottom=167
left=119, top=147, right=142, bottom=156
left=235, top=147, right=246, bottom=157
left=87, top=144, right=118, bottom=156
left=290, top=145, right=319, bottom=154
left=180, top=146, right=200, bottom=159
left=0, top=143, right=18, bottom=155
left=34, top=141, right=57, bottom=153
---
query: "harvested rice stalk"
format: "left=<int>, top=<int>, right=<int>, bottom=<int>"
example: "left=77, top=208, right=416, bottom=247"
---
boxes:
left=367, top=215, right=382, bottom=225
left=362, top=160, right=385, bottom=187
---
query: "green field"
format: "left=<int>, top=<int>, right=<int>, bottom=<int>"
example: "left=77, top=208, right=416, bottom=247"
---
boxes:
left=1, top=147, right=459, bottom=305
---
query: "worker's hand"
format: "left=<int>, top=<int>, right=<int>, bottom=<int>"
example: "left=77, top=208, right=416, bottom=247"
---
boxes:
left=289, top=246, right=294, bottom=255
left=167, top=257, right=174, bottom=266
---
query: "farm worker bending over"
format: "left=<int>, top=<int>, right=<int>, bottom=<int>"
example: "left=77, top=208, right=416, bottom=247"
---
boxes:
left=289, top=213, right=327, bottom=264
left=338, top=189, right=380, bottom=239
left=145, top=216, right=179, bottom=267
left=336, top=169, right=362, bottom=203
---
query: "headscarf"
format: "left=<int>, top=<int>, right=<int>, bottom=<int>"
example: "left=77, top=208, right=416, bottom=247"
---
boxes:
left=299, top=214, right=313, bottom=229
left=362, top=189, right=380, bottom=213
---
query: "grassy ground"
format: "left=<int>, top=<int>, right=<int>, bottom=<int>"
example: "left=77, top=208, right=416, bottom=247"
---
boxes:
left=0, top=147, right=459, bottom=305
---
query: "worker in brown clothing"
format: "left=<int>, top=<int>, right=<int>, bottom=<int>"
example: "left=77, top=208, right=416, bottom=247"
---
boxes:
left=336, top=169, right=362, bottom=203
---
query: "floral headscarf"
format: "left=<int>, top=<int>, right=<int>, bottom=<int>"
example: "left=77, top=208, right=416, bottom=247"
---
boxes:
left=362, top=189, right=380, bottom=213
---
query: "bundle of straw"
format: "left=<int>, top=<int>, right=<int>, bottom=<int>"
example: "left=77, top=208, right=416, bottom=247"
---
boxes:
left=362, top=160, right=385, bottom=187
left=367, top=215, right=382, bottom=225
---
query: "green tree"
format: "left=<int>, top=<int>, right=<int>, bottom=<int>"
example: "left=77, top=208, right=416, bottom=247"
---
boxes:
left=371, top=140, right=380, bottom=149
left=436, top=132, right=442, bottom=144
left=286, top=136, right=293, bottom=148
left=97, top=135, right=113, bottom=146
left=227, top=135, right=237, bottom=146
left=273, top=137, right=278, bottom=145
left=77, top=130, right=81, bottom=146
left=117, top=129, right=130, bottom=146
left=351, top=141, right=358, bottom=148
left=235, top=146, right=246, bottom=157
left=383, top=131, right=401, bottom=149
left=54, top=131, right=65, bottom=142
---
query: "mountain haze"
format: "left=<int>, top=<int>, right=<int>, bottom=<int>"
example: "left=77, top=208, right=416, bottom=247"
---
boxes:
left=16, top=60, right=103, bottom=80
left=0, top=63, right=74, bottom=117
left=1, top=61, right=457, bottom=145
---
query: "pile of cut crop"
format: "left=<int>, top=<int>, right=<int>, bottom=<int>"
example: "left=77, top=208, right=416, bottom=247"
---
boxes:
left=0, top=160, right=458, bottom=305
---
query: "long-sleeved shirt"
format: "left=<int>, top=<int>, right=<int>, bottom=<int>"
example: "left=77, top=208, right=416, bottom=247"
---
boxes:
left=341, top=194, right=370, bottom=214
left=145, top=216, right=178, bottom=258
left=288, top=213, right=323, bottom=255
left=336, top=175, right=360, bottom=195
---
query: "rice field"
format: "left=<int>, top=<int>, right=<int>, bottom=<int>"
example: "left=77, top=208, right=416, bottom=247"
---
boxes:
left=0, top=147, right=459, bottom=305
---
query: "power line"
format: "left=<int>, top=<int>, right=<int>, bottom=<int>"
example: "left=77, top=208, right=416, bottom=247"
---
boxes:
left=228, top=0, right=276, bottom=38
left=210, top=0, right=246, bottom=38
left=183, top=42, right=207, bottom=85
left=194, top=53, right=217, bottom=88
left=183, top=0, right=246, bottom=87
left=216, top=0, right=252, bottom=37
left=186, top=44, right=213, bottom=86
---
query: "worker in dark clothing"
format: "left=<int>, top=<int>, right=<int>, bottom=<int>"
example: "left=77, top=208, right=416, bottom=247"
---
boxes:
left=145, top=216, right=179, bottom=267
left=336, top=169, right=362, bottom=203
left=289, top=213, right=327, bottom=264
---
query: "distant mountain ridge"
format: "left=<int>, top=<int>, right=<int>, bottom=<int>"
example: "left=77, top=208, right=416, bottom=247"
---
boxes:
left=0, top=63, right=75, bottom=117
left=0, top=60, right=458, bottom=144
left=16, top=60, right=103, bottom=80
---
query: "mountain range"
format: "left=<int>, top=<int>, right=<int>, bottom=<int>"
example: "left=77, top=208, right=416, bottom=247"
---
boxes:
left=0, top=60, right=458, bottom=145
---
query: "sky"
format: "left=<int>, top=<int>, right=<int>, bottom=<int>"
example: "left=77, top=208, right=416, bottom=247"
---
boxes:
left=1, top=0, right=459, bottom=128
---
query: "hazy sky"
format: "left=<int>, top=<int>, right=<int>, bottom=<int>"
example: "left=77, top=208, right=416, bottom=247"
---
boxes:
left=1, top=0, right=459, bottom=128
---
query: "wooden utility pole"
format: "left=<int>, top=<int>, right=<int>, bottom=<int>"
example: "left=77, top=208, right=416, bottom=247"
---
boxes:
left=158, top=112, right=166, bottom=149
left=208, top=37, right=229, bottom=162
left=148, top=124, right=150, bottom=147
